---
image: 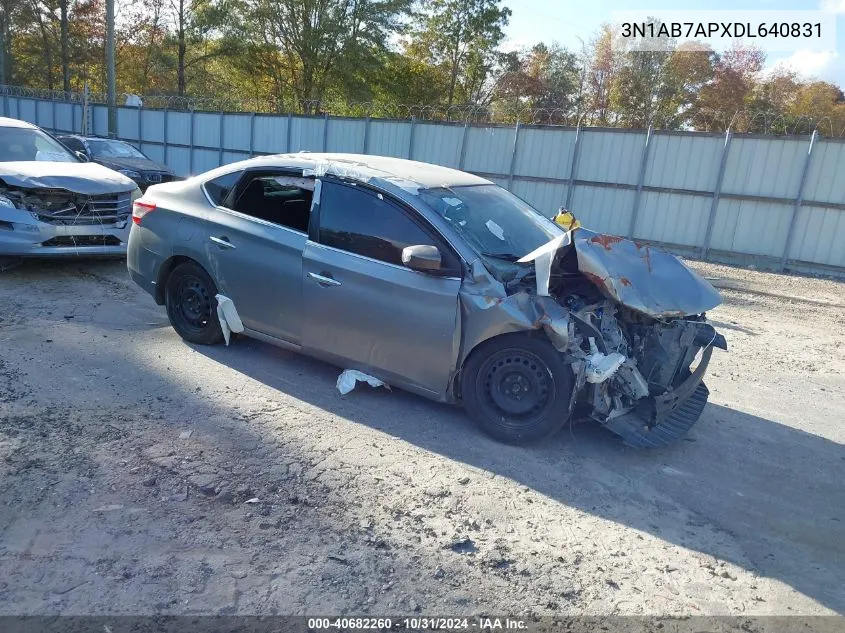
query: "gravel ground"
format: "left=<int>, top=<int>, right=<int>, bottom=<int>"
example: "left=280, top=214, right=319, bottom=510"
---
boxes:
left=0, top=258, right=843, bottom=616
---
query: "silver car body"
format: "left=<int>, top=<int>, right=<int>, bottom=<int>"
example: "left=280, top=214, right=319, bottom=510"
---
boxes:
left=128, top=153, right=725, bottom=446
left=0, top=117, right=140, bottom=257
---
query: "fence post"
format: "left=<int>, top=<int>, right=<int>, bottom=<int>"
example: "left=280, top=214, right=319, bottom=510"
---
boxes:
left=189, top=109, right=195, bottom=175
left=781, top=130, right=818, bottom=269
left=702, top=129, right=733, bottom=259
left=286, top=112, right=292, bottom=152
left=322, top=112, right=329, bottom=152
left=249, top=112, right=255, bottom=157
left=218, top=110, right=225, bottom=166
left=362, top=115, right=371, bottom=154
left=565, top=124, right=582, bottom=210
left=2, top=90, right=7, bottom=118
left=627, top=125, right=653, bottom=239
left=51, top=99, right=57, bottom=132
left=458, top=121, right=469, bottom=169
left=408, top=116, right=416, bottom=159
left=137, top=102, right=143, bottom=149
left=507, top=120, right=521, bottom=190
left=163, top=105, right=169, bottom=166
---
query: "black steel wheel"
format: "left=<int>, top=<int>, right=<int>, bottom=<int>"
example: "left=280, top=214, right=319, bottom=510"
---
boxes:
left=462, top=334, right=574, bottom=444
left=164, top=261, right=224, bottom=345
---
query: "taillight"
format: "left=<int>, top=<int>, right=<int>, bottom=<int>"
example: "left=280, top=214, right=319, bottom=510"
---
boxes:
left=132, top=200, right=156, bottom=225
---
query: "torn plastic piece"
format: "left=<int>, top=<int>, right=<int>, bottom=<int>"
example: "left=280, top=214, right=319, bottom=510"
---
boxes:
left=215, top=294, right=244, bottom=346
left=336, top=369, right=388, bottom=395
left=485, top=219, right=505, bottom=240
left=585, top=338, right=626, bottom=384
left=517, top=231, right=572, bottom=296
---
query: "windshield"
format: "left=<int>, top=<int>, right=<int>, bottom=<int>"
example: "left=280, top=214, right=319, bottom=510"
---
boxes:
left=88, top=139, right=147, bottom=159
left=0, top=126, right=78, bottom=162
left=418, top=184, right=562, bottom=261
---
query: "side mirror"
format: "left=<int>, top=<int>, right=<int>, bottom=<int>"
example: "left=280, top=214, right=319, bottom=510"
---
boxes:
left=402, top=244, right=441, bottom=272
left=75, top=150, right=90, bottom=162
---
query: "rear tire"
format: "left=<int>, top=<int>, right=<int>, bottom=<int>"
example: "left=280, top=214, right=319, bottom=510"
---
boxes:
left=462, top=334, right=574, bottom=444
left=164, top=261, right=224, bottom=345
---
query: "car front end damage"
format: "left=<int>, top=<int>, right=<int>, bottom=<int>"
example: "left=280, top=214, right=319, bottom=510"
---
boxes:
left=458, top=228, right=727, bottom=448
left=0, top=170, right=140, bottom=258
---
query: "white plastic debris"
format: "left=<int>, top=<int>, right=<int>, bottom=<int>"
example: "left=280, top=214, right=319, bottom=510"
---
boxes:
left=517, top=232, right=572, bottom=296
left=585, top=337, right=626, bottom=384
left=336, top=369, right=387, bottom=395
left=215, top=294, right=244, bottom=346
left=485, top=219, right=505, bottom=240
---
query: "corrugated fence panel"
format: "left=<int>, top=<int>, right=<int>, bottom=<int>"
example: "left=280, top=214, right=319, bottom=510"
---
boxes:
left=513, top=128, right=575, bottom=181
left=166, top=111, right=191, bottom=145
left=141, top=109, right=165, bottom=143
left=635, top=191, right=710, bottom=247
left=36, top=100, right=53, bottom=129
left=512, top=180, right=568, bottom=216
left=54, top=103, right=75, bottom=133
left=193, top=112, right=221, bottom=148
left=252, top=115, right=288, bottom=153
left=803, top=140, right=845, bottom=205
left=141, top=143, right=165, bottom=163
left=411, top=122, right=463, bottom=168
left=367, top=120, right=411, bottom=158
left=17, top=99, right=36, bottom=125
left=326, top=118, right=366, bottom=153
left=646, top=134, right=723, bottom=191
left=578, top=130, right=645, bottom=186
left=570, top=185, right=635, bottom=236
left=92, top=105, right=108, bottom=136
left=722, top=137, right=805, bottom=198
left=192, top=148, right=219, bottom=174
left=463, top=126, right=514, bottom=176
left=710, top=198, right=793, bottom=257
left=167, top=147, right=191, bottom=177
left=289, top=116, right=325, bottom=151
left=788, top=205, right=845, bottom=267
left=222, top=114, right=253, bottom=152
left=116, top=107, right=139, bottom=141
left=223, top=151, right=247, bottom=164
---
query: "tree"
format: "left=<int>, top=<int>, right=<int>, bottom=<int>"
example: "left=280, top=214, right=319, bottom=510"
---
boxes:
left=409, top=0, right=510, bottom=106
left=697, top=42, right=765, bottom=129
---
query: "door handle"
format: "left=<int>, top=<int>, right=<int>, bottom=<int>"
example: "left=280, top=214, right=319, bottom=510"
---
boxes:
left=308, top=272, right=341, bottom=287
left=209, top=235, right=236, bottom=249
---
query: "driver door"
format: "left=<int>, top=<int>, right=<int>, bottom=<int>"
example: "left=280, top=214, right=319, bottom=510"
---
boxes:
left=301, top=180, right=462, bottom=397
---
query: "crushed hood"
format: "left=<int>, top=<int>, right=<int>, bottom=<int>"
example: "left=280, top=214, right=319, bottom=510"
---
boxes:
left=573, top=229, right=722, bottom=318
left=0, top=161, right=137, bottom=195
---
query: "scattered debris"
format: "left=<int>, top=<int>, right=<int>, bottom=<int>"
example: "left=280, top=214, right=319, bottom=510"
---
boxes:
left=336, top=369, right=388, bottom=395
left=215, top=294, right=244, bottom=346
left=449, top=537, right=478, bottom=554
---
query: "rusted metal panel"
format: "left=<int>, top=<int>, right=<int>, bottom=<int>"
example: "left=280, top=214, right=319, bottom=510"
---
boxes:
left=577, top=129, right=646, bottom=186
left=367, top=120, right=412, bottom=158
left=709, top=198, right=793, bottom=258
left=326, top=118, right=366, bottom=153
left=802, top=139, right=845, bottom=206
left=787, top=205, right=845, bottom=267
left=635, top=191, right=711, bottom=247
left=570, top=184, right=636, bottom=236
left=646, top=133, right=723, bottom=191
left=721, top=136, right=805, bottom=199
left=412, top=122, right=463, bottom=168
left=463, top=126, right=515, bottom=175
left=512, top=127, right=576, bottom=180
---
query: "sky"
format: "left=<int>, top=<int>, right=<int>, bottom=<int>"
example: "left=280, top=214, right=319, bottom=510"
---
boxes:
left=503, top=0, right=845, bottom=87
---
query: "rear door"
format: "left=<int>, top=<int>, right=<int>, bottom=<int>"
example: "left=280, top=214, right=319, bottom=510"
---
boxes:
left=301, top=180, right=462, bottom=397
left=203, top=170, right=313, bottom=343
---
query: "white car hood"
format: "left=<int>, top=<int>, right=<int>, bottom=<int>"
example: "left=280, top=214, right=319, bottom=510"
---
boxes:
left=0, top=161, right=137, bottom=195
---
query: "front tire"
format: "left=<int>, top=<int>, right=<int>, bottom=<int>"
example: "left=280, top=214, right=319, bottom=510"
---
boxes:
left=164, top=261, right=224, bottom=345
left=462, top=334, right=575, bottom=444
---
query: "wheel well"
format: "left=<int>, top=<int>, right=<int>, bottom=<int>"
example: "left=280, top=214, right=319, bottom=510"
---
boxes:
left=154, top=255, right=194, bottom=304
left=452, top=330, right=542, bottom=402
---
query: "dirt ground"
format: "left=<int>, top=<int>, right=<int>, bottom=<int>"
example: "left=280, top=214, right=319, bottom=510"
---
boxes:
left=0, top=257, right=843, bottom=617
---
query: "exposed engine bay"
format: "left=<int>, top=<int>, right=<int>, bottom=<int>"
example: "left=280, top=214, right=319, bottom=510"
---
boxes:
left=459, top=221, right=727, bottom=448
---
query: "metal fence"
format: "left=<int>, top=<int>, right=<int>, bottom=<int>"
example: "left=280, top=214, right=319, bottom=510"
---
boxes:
left=3, top=91, right=844, bottom=277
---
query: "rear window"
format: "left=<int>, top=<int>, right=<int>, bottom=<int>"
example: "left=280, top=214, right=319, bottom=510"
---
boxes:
left=204, top=171, right=241, bottom=205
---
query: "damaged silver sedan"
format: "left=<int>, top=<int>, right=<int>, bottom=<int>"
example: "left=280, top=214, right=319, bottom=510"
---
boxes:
left=0, top=117, right=141, bottom=260
left=128, top=153, right=726, bottom=447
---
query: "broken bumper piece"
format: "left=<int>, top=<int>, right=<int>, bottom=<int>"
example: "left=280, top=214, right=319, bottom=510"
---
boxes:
left=0, top=214, right=131, bottom=257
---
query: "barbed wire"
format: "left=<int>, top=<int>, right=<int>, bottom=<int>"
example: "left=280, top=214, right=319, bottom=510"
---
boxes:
left=2, top=83, right=843, bottom=137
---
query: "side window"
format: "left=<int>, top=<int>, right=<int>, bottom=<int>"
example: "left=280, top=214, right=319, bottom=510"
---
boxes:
left=61, top=137, right=83, bottom=153
left=318, top=181, right=457, bottom=269
left=230, top=174, right=314, bottom=233
left=204, top=171, right=241, bottom=206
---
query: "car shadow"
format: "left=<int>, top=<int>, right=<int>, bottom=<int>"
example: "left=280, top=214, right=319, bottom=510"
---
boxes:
left=192, top=336, right=845, bottom=613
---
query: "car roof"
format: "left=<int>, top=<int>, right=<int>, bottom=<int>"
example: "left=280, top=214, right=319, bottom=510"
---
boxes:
left=204, top=152, right=491, bottom=191
left=0, top=117, right=39, bottom=129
